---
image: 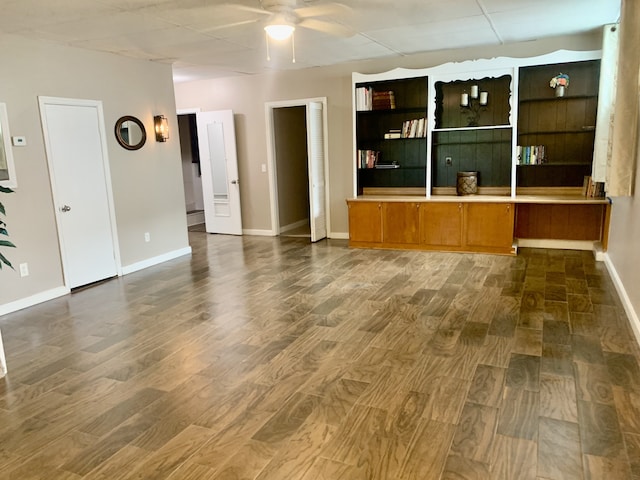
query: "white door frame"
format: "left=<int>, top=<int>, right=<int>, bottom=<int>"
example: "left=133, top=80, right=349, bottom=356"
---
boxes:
left=265, top=97, right=330, bottom=236
left=38, top=96, right=122, bottom=288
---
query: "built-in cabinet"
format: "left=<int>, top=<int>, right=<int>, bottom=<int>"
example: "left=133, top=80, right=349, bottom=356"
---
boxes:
left=348, top=199, right=516, bottom=255
left=349, top=50, right=610, bottom=255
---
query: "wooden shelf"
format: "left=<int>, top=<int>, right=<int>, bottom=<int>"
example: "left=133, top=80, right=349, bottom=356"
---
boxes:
left=356, top=107, right=426, bottom=115
left=433, top=125, right=512, bottom=132
left=518, top=128, right=595, bottom=135
left=517, top=163, right=591, bottom=167
left=518, top=94, right=598, bottom=103
left=433, top=139, right=511, bottom=146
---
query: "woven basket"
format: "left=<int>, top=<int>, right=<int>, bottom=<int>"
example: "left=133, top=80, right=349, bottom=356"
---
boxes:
left=456, top=171, right=478, bottom=195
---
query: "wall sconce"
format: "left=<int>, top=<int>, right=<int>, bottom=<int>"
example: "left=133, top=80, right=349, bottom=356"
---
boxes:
left=154, top=115, right=169, bottom=142
left=460, top=85, right=488, bottom=126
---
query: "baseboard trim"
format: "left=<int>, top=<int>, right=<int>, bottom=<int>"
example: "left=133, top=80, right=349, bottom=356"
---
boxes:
left=280, top=219, right=309, bottom=233
left=121, top=247, right=192, bottom=275
left=186, top=211, right=205, bottom=227
left=329, top=232, right=349, bottom=240
left=242, top=229, right=275, bottom=236
left=0, top=286, right=70, bottom=317
left=516, top=238, right=596, bottom=252
left=604, top=253, right=640, bottom=346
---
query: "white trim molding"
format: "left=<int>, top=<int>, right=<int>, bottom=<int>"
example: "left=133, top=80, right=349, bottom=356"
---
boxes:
left=604, top=253, right=640, bottom=346
left=242, top=229, right=275, bottom=236
left=121, top=247, right=192, bottom=275
left=0, top=286, right=70, bottom=317
left=329, top=232, right=349, bottom=240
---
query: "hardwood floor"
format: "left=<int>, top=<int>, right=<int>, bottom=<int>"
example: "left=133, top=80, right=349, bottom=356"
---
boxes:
left=1, top=231, right=639, bottom=479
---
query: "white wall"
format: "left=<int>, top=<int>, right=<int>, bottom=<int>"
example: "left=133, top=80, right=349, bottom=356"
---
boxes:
left=174, top=33, right=603, bottom=237
left=0, top=34, right=189, bottom=309
left=606, top=116, right=640, bottom=336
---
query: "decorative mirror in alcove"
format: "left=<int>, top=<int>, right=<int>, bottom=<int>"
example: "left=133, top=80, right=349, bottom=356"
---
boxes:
left=114, top=116, right=146, bottom=150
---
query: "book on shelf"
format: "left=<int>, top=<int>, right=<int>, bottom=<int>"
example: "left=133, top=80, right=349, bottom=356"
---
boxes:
left=372, top=90, right=396, bottom=110
left=375, top=161, right=399, bottom=169
left=401, top=117, right=427, bottom=138
left=355, top=88, right=396, bottom=111
left=582, top=176, right=605, bottom=198
left=355, top=86, right=372, bottom=111
left=516, top=145, right=546, bottom=165
left=384, top=132, right=402, bottom=139
left=357, top=149, right=380, bottom=169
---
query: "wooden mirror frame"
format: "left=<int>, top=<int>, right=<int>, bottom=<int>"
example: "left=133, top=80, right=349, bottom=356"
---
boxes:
left=114, top=115, right=147, bottom=151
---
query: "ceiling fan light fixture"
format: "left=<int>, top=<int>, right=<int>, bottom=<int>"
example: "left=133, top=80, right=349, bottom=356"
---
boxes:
left=264, top=23, right=295, bottom=40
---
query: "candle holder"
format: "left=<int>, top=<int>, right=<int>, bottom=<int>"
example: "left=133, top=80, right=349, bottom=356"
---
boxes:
left=460, top=85, right=488, bottom=127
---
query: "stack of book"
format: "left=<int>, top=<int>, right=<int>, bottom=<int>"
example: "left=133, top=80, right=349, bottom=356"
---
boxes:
left=372, top=90, right=396, bottom=110
left=401, top=117, right=427, bottom=138
left=516, top=145, right=546, bottom=165
left=355, top=86, right=372, bottom=111
left=384, top=129, right=402, bottom=139
left=357, top=149, right=380, bottom=169
left=582, top=176, right=606, bottom=197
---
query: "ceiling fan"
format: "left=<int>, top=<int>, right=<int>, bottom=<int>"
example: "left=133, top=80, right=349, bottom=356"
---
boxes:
left=215, top=0, right=355, bottom=40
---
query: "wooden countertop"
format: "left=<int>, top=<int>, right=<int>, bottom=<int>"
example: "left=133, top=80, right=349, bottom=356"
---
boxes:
left=347, top=195, right=611, bottom=205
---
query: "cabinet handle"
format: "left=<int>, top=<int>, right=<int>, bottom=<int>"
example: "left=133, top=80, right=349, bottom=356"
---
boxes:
left=458, top=203, right=462, bottom=210
left=416, top=204, right=420, bottom=209
left=506, top=204, right=511, bottom=211
left=378, top=203, right=382, bottom=209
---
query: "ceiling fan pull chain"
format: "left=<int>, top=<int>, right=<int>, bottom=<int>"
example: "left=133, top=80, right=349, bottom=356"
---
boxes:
left=291, top=31, right=296, bottom=63
left=266, top=31, right=271, bottom=61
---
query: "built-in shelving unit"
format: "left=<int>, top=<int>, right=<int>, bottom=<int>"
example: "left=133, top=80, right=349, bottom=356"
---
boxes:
left=352, top=50, right=603, bottom=198
left=354, top=76, right=428, bottom=194
left=349, top=50, right=610, bottom=256
left=516, top=59, right=600, bottom=188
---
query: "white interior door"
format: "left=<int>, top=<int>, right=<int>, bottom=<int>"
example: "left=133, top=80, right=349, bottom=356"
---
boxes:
left=40, top=99, right=118, bottom=289
left=197, top=110, right=242, bottom=235
left=306, top=101, right=327, bottom=242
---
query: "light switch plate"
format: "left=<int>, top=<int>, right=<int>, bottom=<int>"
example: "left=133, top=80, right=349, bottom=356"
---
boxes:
left=12, top=136, right=26, bottom=146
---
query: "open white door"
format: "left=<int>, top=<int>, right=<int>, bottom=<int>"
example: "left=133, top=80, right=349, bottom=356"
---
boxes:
left=306, top=101, right=327, bottom=242
left=196, top=110, right=242, bottom=235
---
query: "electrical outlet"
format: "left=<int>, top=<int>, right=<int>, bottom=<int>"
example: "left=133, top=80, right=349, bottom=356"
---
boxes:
left=19, top=263, right=29, bottom=277
left=445, top=157, right=453, bottom=166
left=144, top=232, right=151, bottom=242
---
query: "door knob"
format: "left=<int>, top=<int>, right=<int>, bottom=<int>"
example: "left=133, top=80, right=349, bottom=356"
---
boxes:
left=231, top=179, right=239, bottom=185
left=60, top=205, right=71, bottom=212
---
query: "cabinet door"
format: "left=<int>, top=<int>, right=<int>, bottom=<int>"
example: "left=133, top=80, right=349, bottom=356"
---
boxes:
left=420, top=202, right=463, bottom=247
left=348, top=201, right=382, bottom=243
left=383, top=202, right=420, bottom=244
left=465, top=203, right=514, bottom=249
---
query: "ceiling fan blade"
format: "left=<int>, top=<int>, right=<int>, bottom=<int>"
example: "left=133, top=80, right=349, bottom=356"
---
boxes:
left=298, top=18, right=354, bottom=37
left=223, top=3, right=271, bottom=16
left=294, top=3, right=352, bottom=18
left=204, top=18, right=261, bottom=33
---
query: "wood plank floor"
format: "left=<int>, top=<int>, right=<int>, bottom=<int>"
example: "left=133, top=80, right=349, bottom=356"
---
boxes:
left=1, top=230, right=640, bottom=479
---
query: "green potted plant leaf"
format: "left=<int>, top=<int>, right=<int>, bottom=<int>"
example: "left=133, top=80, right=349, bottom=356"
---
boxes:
left=0, top=185, right=15, bottom=270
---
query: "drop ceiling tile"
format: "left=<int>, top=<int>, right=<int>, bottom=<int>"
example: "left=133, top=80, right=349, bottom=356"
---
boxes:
left=33, top=11, right=173, bottom=43
left=489, top=2, right=620, bottom=43
left=0, top=0, right=120, bottom=33
left=363, top=15, right=495, bottom=53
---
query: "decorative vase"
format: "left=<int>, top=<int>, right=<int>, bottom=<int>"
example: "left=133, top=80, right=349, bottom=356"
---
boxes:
left=555, top=85, right=565, bottom=97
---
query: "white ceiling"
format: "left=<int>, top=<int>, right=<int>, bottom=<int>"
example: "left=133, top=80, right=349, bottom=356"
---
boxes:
left=0, top=0, right=620, bottom=83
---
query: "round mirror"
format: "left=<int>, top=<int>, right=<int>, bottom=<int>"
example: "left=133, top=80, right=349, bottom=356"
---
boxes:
left=115, top=116, right=146, bottom=150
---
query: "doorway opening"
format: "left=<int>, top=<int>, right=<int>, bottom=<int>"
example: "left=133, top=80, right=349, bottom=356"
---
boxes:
left=272, top=105, right=311, bottom=238
left=177, top=113, right=205, bottom=228
left=266, top=98, right=329, bottom=242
